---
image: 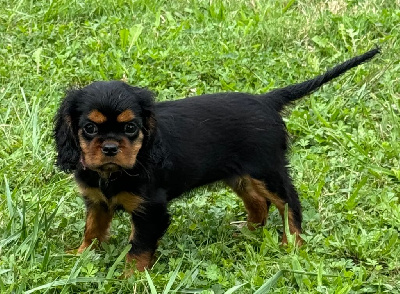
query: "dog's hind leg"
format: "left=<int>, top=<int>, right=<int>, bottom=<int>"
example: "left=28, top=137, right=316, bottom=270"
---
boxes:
left=250, top=170, right=303, bottom=245
left=226, top=176, right=271, bottom=230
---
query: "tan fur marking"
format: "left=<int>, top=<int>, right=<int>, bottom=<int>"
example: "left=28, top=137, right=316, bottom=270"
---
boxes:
left=227, top=176, right=270, bottom=230
left=78, top=184, right=143, bottom=213
left=126, top=251, right=154, bottom=272
left=251, top=178, right=285, bottom=211
left=117, top=109, right=135, bottom=123
left=76, top=184, right=112, bottom=252
left=78, top=131, right=104, bottom=168
left=111, top=191, right=144, bottom=213
left=116, top=131, right=144, bottom=169
left=250, top=178, right=302, bottom=245
left=88, top=110, right=107, bottom=124
left=78, top=185, right=107, bottom=204
left=78, top=204, right=112, bottom=253
left=78, top=130, right=144, bottom=171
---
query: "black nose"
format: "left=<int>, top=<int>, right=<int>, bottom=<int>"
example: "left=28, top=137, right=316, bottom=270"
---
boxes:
left=102, top=143, right=119, bottom=156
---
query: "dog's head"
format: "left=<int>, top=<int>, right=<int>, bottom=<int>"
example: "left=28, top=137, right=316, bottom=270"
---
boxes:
left=54, top=81, right=155, bottom=173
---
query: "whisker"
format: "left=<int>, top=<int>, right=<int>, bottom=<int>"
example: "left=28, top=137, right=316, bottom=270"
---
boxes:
left=122, top=168, right=139, bottom=177
left=134, top=159, right=151, bottom=180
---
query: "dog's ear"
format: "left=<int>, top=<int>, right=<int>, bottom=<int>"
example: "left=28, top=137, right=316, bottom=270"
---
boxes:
left=53, top=89, right=81, bottom=172
left=138, top=88, right=157, bottom=139
left=123, top=85, right=156, bottom=142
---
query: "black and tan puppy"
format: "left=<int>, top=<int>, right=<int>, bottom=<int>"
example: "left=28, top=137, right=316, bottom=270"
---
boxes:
left=54, top=48, right=379, bottom=272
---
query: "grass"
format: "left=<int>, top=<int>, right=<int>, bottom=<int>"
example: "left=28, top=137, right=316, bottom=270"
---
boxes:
left=0, top=0, right=399, bottom=293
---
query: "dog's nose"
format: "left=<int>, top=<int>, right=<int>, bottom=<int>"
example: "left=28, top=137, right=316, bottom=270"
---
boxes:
left=102, top=143, right=119, bottom=156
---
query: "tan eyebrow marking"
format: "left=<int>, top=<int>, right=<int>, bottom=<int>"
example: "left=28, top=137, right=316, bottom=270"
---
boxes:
left=88, top=110, right=107, bottom=124
left=117, top=110, right=135, bottom=123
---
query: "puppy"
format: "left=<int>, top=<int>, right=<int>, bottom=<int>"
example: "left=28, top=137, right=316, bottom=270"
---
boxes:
left=54, top=48, right=379, bottom=272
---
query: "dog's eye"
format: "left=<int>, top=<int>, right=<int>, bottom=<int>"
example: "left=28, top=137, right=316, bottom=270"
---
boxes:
left=83, top=123, right=98, bottom=136
left=124, top=123, right=138, bottom=136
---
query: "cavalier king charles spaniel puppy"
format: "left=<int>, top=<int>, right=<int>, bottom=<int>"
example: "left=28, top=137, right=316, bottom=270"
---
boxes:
left=54, top=48, right=379, bottom=273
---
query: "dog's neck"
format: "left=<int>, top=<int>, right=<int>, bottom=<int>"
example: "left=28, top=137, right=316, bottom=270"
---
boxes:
left=98, top=171, right=121, bottom=198
left=98, top=169, right=122, bottom=183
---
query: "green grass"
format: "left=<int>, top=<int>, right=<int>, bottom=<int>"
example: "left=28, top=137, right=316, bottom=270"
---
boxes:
left=0, top=0, right=399, bottom=293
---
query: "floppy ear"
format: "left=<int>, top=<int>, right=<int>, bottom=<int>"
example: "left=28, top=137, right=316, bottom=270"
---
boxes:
left=123, top=85, right=157, bottom=143
left=138, top=88, right=157, bottom=140
left=53, top=89, right=81, bottom=172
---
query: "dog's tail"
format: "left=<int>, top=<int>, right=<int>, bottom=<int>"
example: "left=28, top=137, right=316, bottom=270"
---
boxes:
left=264, top=48, right=380, bottom=112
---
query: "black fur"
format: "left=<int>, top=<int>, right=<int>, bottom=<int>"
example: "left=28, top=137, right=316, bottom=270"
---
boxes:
left=54, top=89, right=81, bottom=171
left=54, top=48, right=379, bottom=270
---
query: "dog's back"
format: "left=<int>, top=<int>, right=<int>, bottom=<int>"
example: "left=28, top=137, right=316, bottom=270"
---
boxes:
left=155, top=93, right=287, bottom=195
left=154, top=48, right=380, bottom=196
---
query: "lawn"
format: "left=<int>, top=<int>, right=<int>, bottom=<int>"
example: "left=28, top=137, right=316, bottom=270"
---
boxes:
left=0, top=0, right=399, bottom=293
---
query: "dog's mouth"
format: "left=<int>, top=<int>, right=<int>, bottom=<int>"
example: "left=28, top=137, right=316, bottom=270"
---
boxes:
left=99, top=163, right=121, bottom=173
left=80, top=157, right=122, bottom=173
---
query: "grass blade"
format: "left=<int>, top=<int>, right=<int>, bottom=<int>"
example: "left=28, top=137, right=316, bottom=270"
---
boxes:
left=128, top=24, right=143, bottom=53
left=105, top=244, right=131, bottom=279
left=24, top=203, right=40, bottom=261
left=282, top=0, right=296, bottom=13
left=41, top=243, right=51, bottom=271
left=317, top=262, right=323, bottom=286
left=24, top=277, right=116, bottom=294
left=0, top=230, right=22, bottom=248
left=145, top=269, right=158, bottom=294
left=224, top=282, right=247, bottom=294
left=4, top=175, right=13, bottom=219
left=162, top=259, right=182, bottom=293
left=174, top=260, right=203, bottom=292
left=254, top=270, right=284, bottom=294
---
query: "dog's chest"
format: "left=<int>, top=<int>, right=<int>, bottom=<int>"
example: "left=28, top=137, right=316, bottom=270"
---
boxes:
left=99, top=178, right=118, bottom=199
left=76, top=169, right=145, bottom=213
left=78, top=179, right=143, bottom=214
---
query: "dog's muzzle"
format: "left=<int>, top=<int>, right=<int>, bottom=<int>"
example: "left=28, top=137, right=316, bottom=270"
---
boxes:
left=102, top=142, right=119, bottom=157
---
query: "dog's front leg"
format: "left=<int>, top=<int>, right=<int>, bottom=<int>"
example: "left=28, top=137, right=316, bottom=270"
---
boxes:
left=125, top=199, right=170, bottom=273
left=78, top=200, right=113, bottom=253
